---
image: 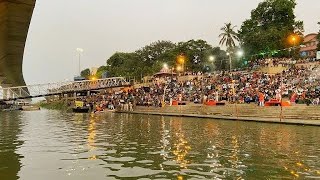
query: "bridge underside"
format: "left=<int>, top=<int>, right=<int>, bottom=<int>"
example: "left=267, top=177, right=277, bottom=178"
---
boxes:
left=0, top=0, right=35, bottom=88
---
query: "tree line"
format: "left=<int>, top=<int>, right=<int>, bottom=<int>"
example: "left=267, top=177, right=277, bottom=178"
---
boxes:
left=82, top=0, right=318, bottom=80
left=82, top=40, right=234, bottom=80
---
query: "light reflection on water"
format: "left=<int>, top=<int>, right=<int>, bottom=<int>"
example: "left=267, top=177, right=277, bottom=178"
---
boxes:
left=0, top=110, right=319, bottom=179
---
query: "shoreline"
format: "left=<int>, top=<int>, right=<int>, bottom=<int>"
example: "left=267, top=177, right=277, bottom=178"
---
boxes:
left=116, top=105, right=320, bottom=126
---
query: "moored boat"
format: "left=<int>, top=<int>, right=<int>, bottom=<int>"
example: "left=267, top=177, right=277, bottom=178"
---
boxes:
left=72, top=100, right=90, bottom=113
left=72, top=107, right=90, bottom=113
left=21, top=105, right=40, bottom=111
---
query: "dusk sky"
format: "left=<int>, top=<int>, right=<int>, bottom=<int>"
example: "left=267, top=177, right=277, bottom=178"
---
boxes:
left=23, top=0, right=320, bottom=84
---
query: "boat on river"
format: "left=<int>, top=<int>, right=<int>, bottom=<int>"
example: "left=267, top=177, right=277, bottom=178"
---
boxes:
left=72, top=101, right=90, bottom=113
left=72, top=106, right=90, bottom=113
left=21, top=105, right=40, bottom=111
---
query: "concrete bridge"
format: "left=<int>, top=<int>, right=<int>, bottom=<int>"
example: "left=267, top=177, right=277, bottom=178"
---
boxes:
left=0, top=77, right=128, bottom=101
left=0, top=0, right=36, bottom=88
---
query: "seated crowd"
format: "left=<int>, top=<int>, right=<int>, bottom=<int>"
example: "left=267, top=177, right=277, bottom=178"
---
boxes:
left=76, top=61, right=320, bottom=111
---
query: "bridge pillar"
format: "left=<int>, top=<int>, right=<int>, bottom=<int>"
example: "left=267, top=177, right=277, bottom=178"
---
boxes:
left=58, top=94, right=62, bottom=100
left=3, top=89, right=8, bottom=99
left=8, top=90, right=14, bottom=99
left=2, top=89, right=14, bottom=99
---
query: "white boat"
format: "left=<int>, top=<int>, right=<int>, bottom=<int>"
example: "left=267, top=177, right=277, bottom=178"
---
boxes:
left=21, top=105, right=40, bottom=111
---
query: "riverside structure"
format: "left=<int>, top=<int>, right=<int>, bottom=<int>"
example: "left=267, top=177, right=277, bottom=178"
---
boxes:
left=0, top=0, right=35, bottom=88
left=56, top=60, right=320, bottom=125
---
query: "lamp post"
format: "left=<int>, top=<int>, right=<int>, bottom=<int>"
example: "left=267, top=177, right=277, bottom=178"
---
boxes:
left=163, top=63, right=168, bottom=70
left=209, top=55, right=215, bottom=72
left=292, top=36, right=297, bottom=59
left=237, top=50, right=244, bottom=58
left=227, top=52, right=232, bottom=71
left=236, top=50, right=244, bottom=71
left=76, top=48, right=84, bottom=76
left=289, top=34, right=299, bottom=60
left=177, top=54, right=186, bottom=74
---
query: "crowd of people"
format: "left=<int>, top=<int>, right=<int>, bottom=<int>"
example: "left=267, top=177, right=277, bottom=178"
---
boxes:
left=249, top=58, right=294, bottom=69
left=249, top=57, right=320, bottom=70
left=74, top=60, right=320, bottom=112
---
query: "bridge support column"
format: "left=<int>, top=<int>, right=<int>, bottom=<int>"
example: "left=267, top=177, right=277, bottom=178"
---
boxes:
left=3, top=90, right=14, bottom=99
left=3, top=89, right=8, bottom=99
left=8, top=90, right=14, bottom=99
left=58, top=94, right=63, bottom=100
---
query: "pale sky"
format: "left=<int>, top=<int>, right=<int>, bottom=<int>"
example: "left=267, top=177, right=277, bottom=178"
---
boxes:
left=23, top=0, right=320, bottom=84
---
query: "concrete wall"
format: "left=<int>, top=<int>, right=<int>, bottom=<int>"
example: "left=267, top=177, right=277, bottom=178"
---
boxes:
left=0, top=0, right=36, bottom=87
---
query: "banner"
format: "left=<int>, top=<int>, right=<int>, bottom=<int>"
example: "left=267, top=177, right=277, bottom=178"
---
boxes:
left=75, top=101, right=84, bottom=108
left=317, top=51, right=320, bottom=60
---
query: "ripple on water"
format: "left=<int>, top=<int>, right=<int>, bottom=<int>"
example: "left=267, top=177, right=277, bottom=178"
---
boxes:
left=105, top=156, right=136, bottom=162
left=136, top=160, right=154, bottom=164
left=1, top=111, right=320, bottom=179
left=104, top=167, right=164, bottom=178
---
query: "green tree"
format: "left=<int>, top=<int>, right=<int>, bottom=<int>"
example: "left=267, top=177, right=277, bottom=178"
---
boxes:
left=96, top=66, right=108, bottom=78
left=82, top=40, right=226, bottom=79
left=219, top=23, right=239, bottom=49
left=238, top=0, right=304, bottom=58
left=80, top=68, right=90, bottom=79
left=135, top=40, right=176, bottom=66
left=207, top=47, right=229, bottom=71
left=106, top=52, right=141, bottom=79
left=173, top=40, right=213, bottom=72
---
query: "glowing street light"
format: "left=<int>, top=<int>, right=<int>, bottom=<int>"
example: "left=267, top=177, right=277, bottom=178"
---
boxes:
left=177, top=54, right=186, bottom=73
left=176, top=65, right=182, bottom=72
left=177, top=54, right=186, bottom=64
left=209, top=55, right=215, bottom=72
left=163, top=63, right=168, bottom=69
left=289, top=34, right=299, bottom=47
left=237, top=50, right=244, bottom=57
left=209, top=55, right=215, bottom=62
left=226, top=52, right=232, bottom=71
left=289, top=34, right=299, bottom=59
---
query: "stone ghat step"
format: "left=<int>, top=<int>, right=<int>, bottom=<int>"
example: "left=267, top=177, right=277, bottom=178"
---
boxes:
left=137, top=107, right=320, bottom=113
left=134, top=107, right=320, bottom=120
left=136, top=105, right=320, bottom=110
left=135, top=109, right=320, bottom=118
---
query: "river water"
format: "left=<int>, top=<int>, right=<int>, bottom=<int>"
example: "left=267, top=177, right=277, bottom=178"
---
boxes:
left=0, top=110, right=319, bottom=180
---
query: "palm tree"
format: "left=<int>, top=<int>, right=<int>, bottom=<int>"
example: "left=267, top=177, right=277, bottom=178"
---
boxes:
left=219, top=22, right=239, bottom=48
left=219, top=22, right=239, bottom=71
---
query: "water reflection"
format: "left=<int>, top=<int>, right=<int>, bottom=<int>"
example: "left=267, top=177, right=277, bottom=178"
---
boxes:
left=87, top=114, right=97, bottom=160
left=0, top=112, right=23, bottom=180
left=0, top=110, right=319, bottom=179
left=173, top=132, right=191, bottom=169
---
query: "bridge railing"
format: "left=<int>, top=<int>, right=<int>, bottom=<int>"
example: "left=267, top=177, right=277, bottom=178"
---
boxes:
left=0, top=77, right=128, bottom=101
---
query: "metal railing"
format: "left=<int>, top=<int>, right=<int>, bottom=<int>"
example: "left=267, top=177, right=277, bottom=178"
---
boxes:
left=0, top=77, right=128, bottom=101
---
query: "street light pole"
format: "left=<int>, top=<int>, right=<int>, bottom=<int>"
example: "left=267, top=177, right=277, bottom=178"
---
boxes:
left=227, top=52, right=232, bottom=71
left=209, top=55, right=215, bottom=72
left=76, top=48, right=84, bottom=76
left=293, top=39, right=296, bottom=60
left=78, top=52, right=81, bottom=75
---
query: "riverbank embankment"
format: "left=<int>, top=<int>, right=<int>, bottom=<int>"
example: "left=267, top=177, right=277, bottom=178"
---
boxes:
left=117, top=104, right=320, bottom=126
left=39, top=100, right=71, bottom=111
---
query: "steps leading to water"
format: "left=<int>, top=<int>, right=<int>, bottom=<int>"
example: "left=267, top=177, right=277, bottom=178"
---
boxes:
left=132, top=104, right=320, bottom=121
